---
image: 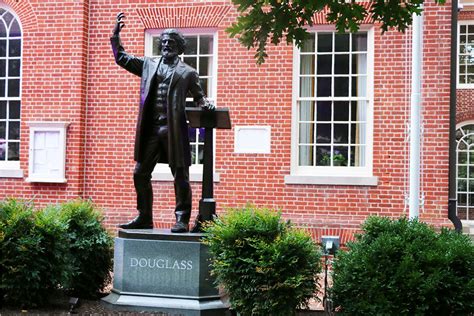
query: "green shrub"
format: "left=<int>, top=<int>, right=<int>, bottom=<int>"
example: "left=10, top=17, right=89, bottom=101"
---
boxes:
left=203, top=205, right=321, bottom=316
left=0, top=199, right=73, bottom=307
left=56, top=199, right=113, bottom=298
left=332, top=216, right=474, bottom=315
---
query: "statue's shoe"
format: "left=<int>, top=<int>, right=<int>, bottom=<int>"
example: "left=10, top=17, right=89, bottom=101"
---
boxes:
left=119, top=216, right=153, bottom=229
left=171, top=221, right=189, bottom=233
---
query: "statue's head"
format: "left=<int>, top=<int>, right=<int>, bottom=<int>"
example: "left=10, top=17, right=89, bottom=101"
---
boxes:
left=158, top=29, right=186, bottom=59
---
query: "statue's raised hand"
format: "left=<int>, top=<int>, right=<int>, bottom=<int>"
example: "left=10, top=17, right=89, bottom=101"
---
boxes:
left=112, top=12, right=125, bottom=36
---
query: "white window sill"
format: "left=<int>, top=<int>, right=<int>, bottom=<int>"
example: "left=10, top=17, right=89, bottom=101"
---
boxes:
left=25, top=177, right=67, bottom=183
left=0, top=168, right=24, bottom=178
left=284, top=175, right=378, bottom=186
left=152, top=171, right=220, bottom=182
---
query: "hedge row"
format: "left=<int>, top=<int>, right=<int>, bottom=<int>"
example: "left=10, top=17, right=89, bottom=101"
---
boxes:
left=0, top=199, right=113, bottom=307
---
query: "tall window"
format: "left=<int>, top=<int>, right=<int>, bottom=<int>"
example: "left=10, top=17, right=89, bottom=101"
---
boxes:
left=0, top=7, right=21, bottom=164
left=148, top=31, right=216, bottom=166
left=456, top=123, right=474, bottom=221
left=293, top=31, right=372, bottom=177
left=458, top=23, right=474, bottom=87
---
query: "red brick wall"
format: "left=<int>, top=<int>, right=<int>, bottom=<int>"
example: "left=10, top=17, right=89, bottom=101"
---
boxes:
left=0, top=0, right=89, bottom=202
left=0, top=0, right=454, bottom=243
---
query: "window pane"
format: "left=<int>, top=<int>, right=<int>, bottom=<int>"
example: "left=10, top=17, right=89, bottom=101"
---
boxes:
left=299, top=101, right=314, bottom=121
left=316, top=123, right=331, bottom=143
left=317, top=55, right=331, bottom=75
left=198, top=145, right=204, bottom=164
left=199, top=56, right=210, bottom=76
left=300, top=55, right=315, bottom=75
left=0, top=21, right=5, bottom=37
left=8, top=121, right=19, bottom=140
left=199, top=78, right=209, bottom=96
left=9, top=100, right=20, bottom=119
left=152, top=37, right=160, bottom=56
left=299, top=145, right=313, bottom=166
left=459, top=151, right=468, bottom=164
left=334, top=124, right=349, bottom=144
left=0, top=59, right=5, bottom=76
left=183, top=56, right=196, bottom=69
left=459, top=179, right=467, bottom=192
left=9, top=19, right=20, bottom=37
left=333, top=146, right=348, bottom=166
left=199, top=36, right=213, bottom=54
left=8, top=79, right=19, bottom=97
left=317, top=33, right=332, bottom=52
left=0, top=101, right=5, bottom=118
left=299, top=123, right=314, bottom=143
left=9, top=39, right=21, bottom=56
left=334, top=101, right=349, bottom=121
left=468, top=25, right=474, bottom=33
left=335, top=34, right=350, bottom=52
left=184, top=37, right=197, bottom=55
left=0, top=40, right=5, bottom=57
left=0, top=140, right=4, bottom=160
left=458, top=193, right=467, bottom=206
left=0, top=121, right=5, bottom=138
left=334, top=77, right=349, bottom=96
left=301, top=34, right=315, bottom=52
left=190, top=144, right=197, bottom=164
left=300, top=77, right=314, bottom=97
left=459, top=165, right=467, bottom=178
left=351, top=123, right=366, bottom=145
left=352, top=34, right=367, bottom=51
left=316, top=146, right=331, bottom=166
left=8, top=59, right=20, bottom=77
left=198, top=127, right=205, bottom=143
left=3, top=12, right=13, bottom=25
left=460, top=74, right=466, bottom=84
left=188, top=127, right=197, bottom=142
left=8, top=142, right=19, bottom=160
left=316, top=101, right=331, bottom=121
left=461, top=25, right=467, bottom=33
left=470, top=166, right=474, bottom=178
left=316, top=77, right=331, bottom=97
left=352, top=76, right=367, bottom=97
left=352, top=54, right=367, bottom=74
left=0, top=79, right=4, bottom=97
left=335, top=55, right=349, bottom=74
left=350, top=146, right=363, bottom=166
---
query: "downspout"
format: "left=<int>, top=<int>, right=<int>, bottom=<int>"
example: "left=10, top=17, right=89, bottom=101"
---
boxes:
left=409, top=11, right=423, bottom=219
left=449, top=0, right=463, bottom=232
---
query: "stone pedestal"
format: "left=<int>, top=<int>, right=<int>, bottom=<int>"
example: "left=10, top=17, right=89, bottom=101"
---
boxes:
left=102, top=229, right=228, bottom=316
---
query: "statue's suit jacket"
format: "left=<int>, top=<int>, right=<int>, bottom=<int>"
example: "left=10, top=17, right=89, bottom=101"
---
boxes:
left=111, top=35, right=206, bottom=167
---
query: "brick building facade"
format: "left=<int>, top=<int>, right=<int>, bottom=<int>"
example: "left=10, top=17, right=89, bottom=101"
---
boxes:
left=0, top=0, right=471, bottom=243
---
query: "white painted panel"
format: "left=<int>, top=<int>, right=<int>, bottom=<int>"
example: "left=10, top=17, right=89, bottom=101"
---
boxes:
left=234, top=126, right=271, bottom=154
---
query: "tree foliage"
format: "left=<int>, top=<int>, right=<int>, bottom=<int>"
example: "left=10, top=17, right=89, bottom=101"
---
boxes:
left=227, top=0, right=446, bottom=64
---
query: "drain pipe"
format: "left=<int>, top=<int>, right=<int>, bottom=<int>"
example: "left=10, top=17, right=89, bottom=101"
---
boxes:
left=449, top=0, right=463, bottom=232
left=409, top=11, right=423, bottom=220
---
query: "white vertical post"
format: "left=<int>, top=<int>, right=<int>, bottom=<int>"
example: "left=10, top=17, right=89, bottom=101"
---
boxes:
left=409, top=11, right=423, bottom=219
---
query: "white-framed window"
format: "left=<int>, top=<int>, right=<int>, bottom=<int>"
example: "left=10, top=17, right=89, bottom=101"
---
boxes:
left=286, top=28, right=376, bottom=185
left=0, top=5, right=22, bottom=177
left=456, top=122, right=474, bottom=221
left=145, top=29, right=218, bottom=181
left=458, top=22, right=474, bottom=88
left=26, top=122, right=69, bottom=183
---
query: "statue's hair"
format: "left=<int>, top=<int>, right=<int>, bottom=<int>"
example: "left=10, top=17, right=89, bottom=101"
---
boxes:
left=157, top=29, right=187, bottom=55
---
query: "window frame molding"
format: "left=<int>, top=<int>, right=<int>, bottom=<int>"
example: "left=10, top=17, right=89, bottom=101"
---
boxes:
left=287, top=25, right=376, bottom=185
left=25, top=121, right=69, bottom=183
left=0, top=3, right=23, bottom=178
left=457, top=21, right=474, bottom=89
left=144, top=28, right=220, bottom=182
left=455, top=120, right=474, bottom=221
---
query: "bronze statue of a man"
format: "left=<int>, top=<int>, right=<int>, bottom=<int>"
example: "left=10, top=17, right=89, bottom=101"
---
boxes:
left=110, top=13, right=214, bottom=233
